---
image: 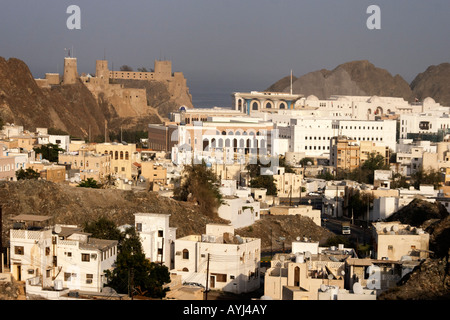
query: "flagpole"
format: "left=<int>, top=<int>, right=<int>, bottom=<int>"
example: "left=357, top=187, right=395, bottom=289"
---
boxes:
left=290, top=69, right=293, bottom=95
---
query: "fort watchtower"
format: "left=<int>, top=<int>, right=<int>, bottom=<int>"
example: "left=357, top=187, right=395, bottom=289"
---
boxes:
left=63, top=57, right=78, bottom=85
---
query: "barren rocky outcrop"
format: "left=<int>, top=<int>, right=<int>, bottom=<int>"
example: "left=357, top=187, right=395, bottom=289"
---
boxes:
left=267, top=60, right=450, bottom=106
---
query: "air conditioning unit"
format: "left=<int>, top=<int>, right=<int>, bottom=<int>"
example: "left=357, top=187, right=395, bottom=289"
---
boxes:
left=90, top=254, right=97, bottom=260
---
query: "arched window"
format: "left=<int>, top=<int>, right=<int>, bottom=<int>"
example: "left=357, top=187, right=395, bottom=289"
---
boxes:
left=182, top=249, right=189, bottom=260
left=252, top=101, right=258, bottom=110
left=120, top=151, right=124, bottom=160
left=279, top=102, right=286, bottom=109
left=115, top=151, right=118, bottom=160
left=125, top=151, right=129, bottom=160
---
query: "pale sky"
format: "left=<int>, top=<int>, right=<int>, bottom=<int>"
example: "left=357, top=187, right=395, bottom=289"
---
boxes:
left=1, top=0, right=449, bottom=107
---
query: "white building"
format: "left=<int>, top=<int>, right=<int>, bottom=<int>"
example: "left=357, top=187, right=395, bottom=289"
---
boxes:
left=134, top=213, right=177, bottom=268
left=233, top=92, right=449, bottom=120
left=170, top=116, right=281, bottom=167
left=400, top=111, right=450, bottom=139
left=287, top=118, right=396, bottom=157
left=9, top=215, right=117, bottom=293
left=218, top=196, right=260, bottom=229
left=172, top=224, right=261, bottom=294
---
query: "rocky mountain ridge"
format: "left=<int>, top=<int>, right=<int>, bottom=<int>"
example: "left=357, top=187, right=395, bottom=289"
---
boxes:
left=266, top=60, right=450, bottom=106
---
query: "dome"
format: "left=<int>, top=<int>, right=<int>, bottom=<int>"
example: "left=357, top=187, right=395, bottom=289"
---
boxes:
left=306, top=95, right=319, bottom=101
left=368, top=95, right=380, bottom=103
left=423, top=97, right=436, bottom=104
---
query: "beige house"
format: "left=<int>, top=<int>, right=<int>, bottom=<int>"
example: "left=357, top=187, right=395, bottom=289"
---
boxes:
left=264, top=252, right=346, bottom=300
left=372, top=221, right=430, bottom=261
left=141, top=161, right=167, bottom=190
left=273, top=171, right=303, bottom=198
left=269, top=205, right=321, bottom=226
left=27, top=162, right=66, bottom=183
left=59, top=150, right=111, bottom=182
left=95, top=143, right=138, bottom=180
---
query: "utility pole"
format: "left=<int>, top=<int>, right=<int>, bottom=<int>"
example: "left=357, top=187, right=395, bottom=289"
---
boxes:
left=205, top=253, right=210, bottom=300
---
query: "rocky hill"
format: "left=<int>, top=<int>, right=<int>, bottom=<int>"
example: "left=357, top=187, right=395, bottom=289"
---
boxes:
left=410, top=63, right=450, bottom=107
left=266, top=60, right=450, bottom=106
left=0, top=180, right=333, bottom=252
left=0, top=57, right=190, bottom=139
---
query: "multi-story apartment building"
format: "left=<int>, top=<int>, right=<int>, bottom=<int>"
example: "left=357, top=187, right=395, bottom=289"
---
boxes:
left=330, top=136, right=361, bottom=172
left=95, top=142, right=138, bottom=180
left=9, top=214, right=117, bottom=293
left=134, top=213, right=177, bottom=268
left=287, top=118, right=396, bottom=158
left=172, top=224, right=261, bottom=294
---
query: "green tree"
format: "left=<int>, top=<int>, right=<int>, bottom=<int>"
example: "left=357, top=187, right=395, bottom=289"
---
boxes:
left=16, top=167, right=40, bottom=180
left=391, top=172, right=410, bottom=189
left=173, top=161, right=224, bottom=216
left=411, top=168, right=442, bottom=190
left=246, top=159, right=278, bottom=196
left=249, top=175, right=278, bottom=196
left=105, top=228, right=171, bottom=299
left=83, top=217, right=124, bottom=243
left=316, top=171, right=335, bottom=181
left=77, top=177, right=102, bottom=189
left=361, top=152, right=390, bottom=172
left=34, top=143, right=64, bottom=163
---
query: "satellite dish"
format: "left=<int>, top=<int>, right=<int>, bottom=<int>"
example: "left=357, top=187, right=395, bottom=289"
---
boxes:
left=296, top=236, right=300, bottom=241
left=353, top=282, right=363, bottom=295
left=320, top=284, right=327, bottom=292
left=54, top=225, right=62, bottom=234
left=260, top=295, right=273, bottom=300
left=328, top=274, right=334, bottom=280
